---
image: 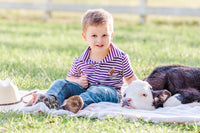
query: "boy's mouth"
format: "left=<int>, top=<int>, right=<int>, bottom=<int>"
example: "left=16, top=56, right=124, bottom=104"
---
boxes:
left=96, top=44, right=104, bottom=48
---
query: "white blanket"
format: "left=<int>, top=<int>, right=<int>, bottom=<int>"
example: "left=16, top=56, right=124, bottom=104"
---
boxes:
left=2, top=90, right=200, bottom=124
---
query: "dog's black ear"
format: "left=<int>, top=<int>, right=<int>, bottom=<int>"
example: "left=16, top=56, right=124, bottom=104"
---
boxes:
left=161, top=90, right=171, bottom=102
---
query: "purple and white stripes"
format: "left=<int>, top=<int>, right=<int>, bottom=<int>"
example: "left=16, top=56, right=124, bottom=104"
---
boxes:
left=67, top=43, right=134, bottom=91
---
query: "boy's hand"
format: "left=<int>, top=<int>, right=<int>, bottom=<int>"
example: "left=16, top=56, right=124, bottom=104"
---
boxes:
left=78, top=75, right=88, bottom=89
left=66, top=75, right=89, bottom=89
left=124, top=74, right=138, bottom=85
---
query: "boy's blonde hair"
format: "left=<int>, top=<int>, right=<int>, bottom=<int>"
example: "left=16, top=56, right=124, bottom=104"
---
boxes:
left=81, top=9, right=113, bottom=33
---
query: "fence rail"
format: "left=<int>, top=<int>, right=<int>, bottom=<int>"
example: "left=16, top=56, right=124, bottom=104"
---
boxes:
left=0, top=0, right=200, bottom=24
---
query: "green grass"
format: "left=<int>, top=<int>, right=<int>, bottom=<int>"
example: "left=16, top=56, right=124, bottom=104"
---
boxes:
left=0, top=10, right=200, bottom=132
left=1, top=111, right=199, bottom=133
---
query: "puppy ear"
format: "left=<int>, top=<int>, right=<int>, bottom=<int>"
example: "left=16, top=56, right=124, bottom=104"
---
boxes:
left=161, top=90, right=171, bottom=102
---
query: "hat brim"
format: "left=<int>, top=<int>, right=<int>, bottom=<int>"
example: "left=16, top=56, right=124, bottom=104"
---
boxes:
left=0, top=90, right=46, bottom=112
left=0, top=90, right=30, bottom=112
left=0, top=102, right=26, bottom=112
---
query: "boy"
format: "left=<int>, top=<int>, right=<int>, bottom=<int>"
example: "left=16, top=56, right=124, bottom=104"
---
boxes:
left=29, top=9, right=138, bottom=113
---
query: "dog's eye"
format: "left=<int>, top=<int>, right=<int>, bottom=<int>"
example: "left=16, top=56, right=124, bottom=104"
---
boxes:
left=142, top=93, right=147, bottom=97
left=123, top=93, right=126, bottom=97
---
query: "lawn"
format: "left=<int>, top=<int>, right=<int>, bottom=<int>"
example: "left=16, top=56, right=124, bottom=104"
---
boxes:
left=0, top=10, right=200, bottom=132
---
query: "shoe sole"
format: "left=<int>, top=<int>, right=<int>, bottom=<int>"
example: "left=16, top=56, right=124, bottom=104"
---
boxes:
left=61, top=95, right=83, bottom=113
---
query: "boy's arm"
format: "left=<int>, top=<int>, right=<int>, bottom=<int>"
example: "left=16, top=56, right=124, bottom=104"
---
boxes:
left=66, top=76, right=80, bottom=83
left=124, top=74, right=138, bottom=85
left=66, top=75, right=88, bottom=89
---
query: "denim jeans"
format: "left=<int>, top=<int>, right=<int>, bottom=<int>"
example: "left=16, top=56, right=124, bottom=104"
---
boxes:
left=46, top=79, right=121, bottom=107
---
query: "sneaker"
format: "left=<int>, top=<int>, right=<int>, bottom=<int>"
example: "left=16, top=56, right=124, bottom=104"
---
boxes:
left=26, top=93, right=59, bottom=109
left=59, top=95, right=83, bottom=113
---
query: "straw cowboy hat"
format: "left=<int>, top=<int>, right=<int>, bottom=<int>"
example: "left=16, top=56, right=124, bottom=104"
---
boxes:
left=0, top=79, right=35, bottom=112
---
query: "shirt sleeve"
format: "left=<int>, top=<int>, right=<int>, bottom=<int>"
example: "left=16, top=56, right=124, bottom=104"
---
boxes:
left=67, top=58, right=81, bottom=77
left=122, top=54, right=134, bottom=78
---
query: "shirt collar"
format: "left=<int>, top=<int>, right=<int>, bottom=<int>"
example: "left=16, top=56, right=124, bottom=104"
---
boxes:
left=78, top=43, right=124, bottom=64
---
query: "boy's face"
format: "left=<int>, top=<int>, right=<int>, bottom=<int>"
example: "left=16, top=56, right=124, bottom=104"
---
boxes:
left=82, top=24, right=113, bottom=53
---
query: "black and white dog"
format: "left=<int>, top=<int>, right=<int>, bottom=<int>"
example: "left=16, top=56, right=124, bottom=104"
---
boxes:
left=122, top=65, right=200, bottom=110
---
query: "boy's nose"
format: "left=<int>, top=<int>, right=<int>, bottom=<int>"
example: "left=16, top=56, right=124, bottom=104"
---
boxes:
left=96, top=37, right=102, bottom=42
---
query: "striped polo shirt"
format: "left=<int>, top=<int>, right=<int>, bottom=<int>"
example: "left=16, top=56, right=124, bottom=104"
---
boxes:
left=67, top=43, right=134, bottom=91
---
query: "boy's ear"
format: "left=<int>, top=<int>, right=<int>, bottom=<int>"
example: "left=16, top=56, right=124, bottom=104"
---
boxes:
left=111, top=32, right=114, bottom=40
left=82, top=33, right=87, bottom=41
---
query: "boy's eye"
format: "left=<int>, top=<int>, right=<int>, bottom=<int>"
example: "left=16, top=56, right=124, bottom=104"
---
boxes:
left=102, top=34, right=107, bottom=37
left=92, top=35, right=97, bottom=37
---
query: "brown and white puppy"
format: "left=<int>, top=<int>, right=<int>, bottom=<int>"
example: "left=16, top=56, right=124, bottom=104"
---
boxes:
left=122, top=65, right=200, bottom=110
